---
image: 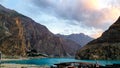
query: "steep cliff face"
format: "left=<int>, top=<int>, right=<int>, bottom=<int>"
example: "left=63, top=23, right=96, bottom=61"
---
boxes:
left=0, top=5, right=80, bottom=57
left=76, top=16, right=120, bottom=60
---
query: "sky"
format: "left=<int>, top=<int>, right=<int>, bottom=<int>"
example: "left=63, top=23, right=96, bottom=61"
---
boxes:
left=0, top=0, right=120, bottom=38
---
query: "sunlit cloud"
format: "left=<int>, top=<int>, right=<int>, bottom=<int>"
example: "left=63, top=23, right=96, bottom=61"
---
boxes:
left=0, top=0, right=120, bottom=38
left=26, top=0, right=120, bottom=38
left=90, top=29, right=103, bottom=38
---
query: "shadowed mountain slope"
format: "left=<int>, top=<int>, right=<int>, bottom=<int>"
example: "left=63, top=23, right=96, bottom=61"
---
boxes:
left=76, top=16, right=120, bottom=60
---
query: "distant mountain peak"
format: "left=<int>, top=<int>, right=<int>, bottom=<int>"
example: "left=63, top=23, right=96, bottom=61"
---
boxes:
left=57, top=33, right=94, bottom=46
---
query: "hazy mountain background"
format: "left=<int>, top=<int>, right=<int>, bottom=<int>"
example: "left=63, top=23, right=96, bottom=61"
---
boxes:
left=57, top=33, right=94, bottom=46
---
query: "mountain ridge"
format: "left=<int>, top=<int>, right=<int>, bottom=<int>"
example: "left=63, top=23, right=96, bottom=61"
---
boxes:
left=0, top=4, right=81, bottom=57
left=76, top=16, right=120, bottom=60
left=57, top=33, right=93, bottom=46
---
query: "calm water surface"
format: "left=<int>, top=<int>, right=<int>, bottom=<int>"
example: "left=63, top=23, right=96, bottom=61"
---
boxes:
left=2, top=58, right=120, bottom=66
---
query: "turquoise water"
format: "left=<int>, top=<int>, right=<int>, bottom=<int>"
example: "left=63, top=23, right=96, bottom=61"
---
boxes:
left=2, top=58, right=120, bottom=66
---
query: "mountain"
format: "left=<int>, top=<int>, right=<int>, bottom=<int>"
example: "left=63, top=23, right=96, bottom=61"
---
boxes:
left=76, top=16, right=120, bottom=60
left=0, top=4, right=81, bottom=57
left=57, top=33, right=94, bottom=46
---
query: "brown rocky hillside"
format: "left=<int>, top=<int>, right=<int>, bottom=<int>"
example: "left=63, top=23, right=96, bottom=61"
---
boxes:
left=76, top=16, right=120, bottom=60
left=0, top=4, right=81, bottom=57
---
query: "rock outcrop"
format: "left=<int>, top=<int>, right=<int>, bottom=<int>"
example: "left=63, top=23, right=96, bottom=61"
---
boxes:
left=76, top=16, right=120, bottom=60
left=0, top=4, right=80, bottom=57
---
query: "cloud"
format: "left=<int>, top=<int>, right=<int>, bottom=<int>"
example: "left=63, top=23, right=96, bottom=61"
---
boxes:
left=0, top=0, right=8, bottom=3
left=0, top=0, right=3, bottom=2
left=0, top=0, right=4, bottom=2
left=32, top=12, right=103, bottom=38
left=22, top=0, right=120, bottom=38
left=110, top=0, right=120, bottom=7
left=29, top=0, right=120, bottom=29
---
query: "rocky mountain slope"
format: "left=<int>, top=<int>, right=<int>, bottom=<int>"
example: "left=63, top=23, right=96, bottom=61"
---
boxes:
left=76, top=16, right=120, bottom=60
left=57, top=33, right=93, bottom=46
left=0, top=4, right=80, bottom=57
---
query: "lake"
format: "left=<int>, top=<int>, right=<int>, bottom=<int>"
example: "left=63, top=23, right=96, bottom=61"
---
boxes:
left=2, top=58, right=120, bottom=66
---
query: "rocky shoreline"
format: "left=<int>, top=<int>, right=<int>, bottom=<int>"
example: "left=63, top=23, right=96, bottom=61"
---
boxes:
left=0, top=64, right=50, bottom=68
